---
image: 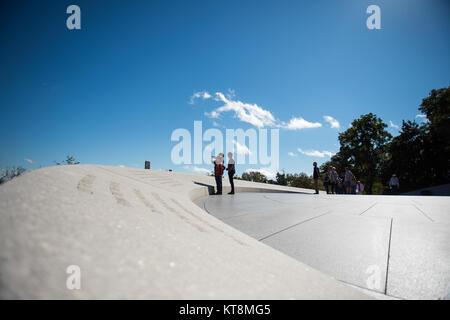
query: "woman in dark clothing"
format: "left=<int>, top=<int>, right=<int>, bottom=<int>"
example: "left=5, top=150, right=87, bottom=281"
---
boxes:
left=323, top=172, right=330, bottom=194
left=226, top=152, right=235, bottom=194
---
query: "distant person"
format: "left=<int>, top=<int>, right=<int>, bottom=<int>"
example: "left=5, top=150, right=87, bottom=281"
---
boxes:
left=389, top=174, right=400, bottom=194
left=226, top=152, right=235, bottom=194
left=313, top=162, right=320, bottom=194
left=351, top=174, right=357, bottom=194
left=356, top=180, right=364, bottom=195
left=329, top=167, right=338, bottom=194
left=323, top=172, right=330, bottom=194
left=336, top=176, right=344, bottom=194
left=344, top=167, right=353, bottom=194
left=211, top=153, right=225, bottom=195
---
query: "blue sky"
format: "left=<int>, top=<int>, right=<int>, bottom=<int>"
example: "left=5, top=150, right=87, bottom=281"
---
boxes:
left=0, top=0, right=449, bottom=177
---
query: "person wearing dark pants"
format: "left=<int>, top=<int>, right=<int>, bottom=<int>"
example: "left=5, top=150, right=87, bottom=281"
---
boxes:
left=212, top=153, right=225, bottom=195
left=226, top=152, right=235, bottom=194
left=323, top=172, right=330, bottom=194
left=313, top=162, right=320, bottom=194
left=329, top=167, right=338, bottom=194
left=215, top=175, right=222, bottom=194
left=389, top=174, right=400, bottom=194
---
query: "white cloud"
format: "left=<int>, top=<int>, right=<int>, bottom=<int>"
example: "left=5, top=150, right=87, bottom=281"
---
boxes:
left=288, top=152, right=296, bottom=157
left=204, top=110, right=220, bottom=118
left=195, top=90, right=323, bottom=130
left=415, top=114, right=429, bottom=123
left=297, top=148, right=335, bottom=158
left=245, top=168, right=276, bottom=179
left=323, top=115, right=340, bottom=129
left=321, top=151, right=335, bottom=157
left=189, top=91, right=212, bottom=104
left=183, top=166, right=211, bottom=175
left=24, top=158, right=33, bottom=164
left=226, top=88, right=235, bottom=99
left=281, top=117, right=322, bottom=130
left=389, top=120, right=399, bottom=129
left=234, top=140, right=252, bottom=155
left=206, top=92, right=276, bottom=128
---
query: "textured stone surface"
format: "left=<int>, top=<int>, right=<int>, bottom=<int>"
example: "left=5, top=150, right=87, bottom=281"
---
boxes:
left=0, top=165, right=367, bottom=299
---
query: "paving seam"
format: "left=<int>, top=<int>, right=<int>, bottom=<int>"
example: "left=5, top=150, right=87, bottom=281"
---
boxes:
left=258, top=211, right=332, bottom=241
left=359, top=202, right=378, bottom=215
left=412, top=204, right=434, bottom=222
left=338, top=279, right=404, bottom=300
left=201, top=198, right=210, bottom=214
left=384, top=218, right=393, bottom=295
left=262, top=194, right=288, bottom=204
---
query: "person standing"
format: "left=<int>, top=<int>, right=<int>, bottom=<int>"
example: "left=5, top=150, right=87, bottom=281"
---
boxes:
left=356, top=180, right=364, bottom=195
left=329, top=167, right=338, bottom=194
left=313, top=162, right=320, bottom=194
left=323, top=172, right=330, bottom=194
left=389, top=174, right=400, bottom=194
left=211, top=153, right=225, bottom=195
left=226, top=152, right=235, bottom=194
left=337, top=176, right=344, bottom=194
left=344, top=167, right=353, bottom=194
left=351, top=174, right=357, bottom=194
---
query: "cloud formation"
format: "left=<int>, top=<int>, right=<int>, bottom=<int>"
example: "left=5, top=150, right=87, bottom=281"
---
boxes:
left=389, top=120, right=399, bottom=129
left=193, top=90, right=323, bottom=130
left=204, top=92, right=276, bottom=128
left=288, top=152, right=296, bottom=157
left=323, top=116, right=340, bottom=129
left=234, top=140, right=252, bottom=155
left=189, top=91, right=212, bottom=104
left=297, top=148, right=335, bottom=158
left=415, top=114, right=429, bottom=123
left=281, top=117, right=322, bottom=130
left=183, top=166, right=211, bottom=175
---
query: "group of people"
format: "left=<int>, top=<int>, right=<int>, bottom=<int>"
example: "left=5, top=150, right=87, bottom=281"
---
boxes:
left=211, top=152, right=235, bottom=195
left=313, top=162, right=364, bottom=195
left=210, top=155, right=400, bottom=196
left=313, top=162, right=401, bottom=195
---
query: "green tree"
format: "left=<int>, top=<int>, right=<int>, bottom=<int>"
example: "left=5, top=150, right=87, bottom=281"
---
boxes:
left=338, top=113, right=392, bottom=194
left=383, top=87, right=450, bottom=191
left=276, top=172, right=287, bottom=186
left=55, top=155, right=80, bottom=165
left=382, top=120, right=427, bottom=191
left=418, top=87, right=450, bottom=185
left=0, top=167, right=26, bottom=184
left=241, top=171, right=267, bottom=183
left=286, top=173, right=322, bottom=190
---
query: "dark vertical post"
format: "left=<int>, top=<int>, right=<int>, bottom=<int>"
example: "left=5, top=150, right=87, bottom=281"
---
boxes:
left=145, top=161, right=150, bottom=169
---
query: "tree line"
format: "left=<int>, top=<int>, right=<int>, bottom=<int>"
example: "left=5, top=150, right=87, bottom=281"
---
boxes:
left=240, top=87, right=449, bottom=194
